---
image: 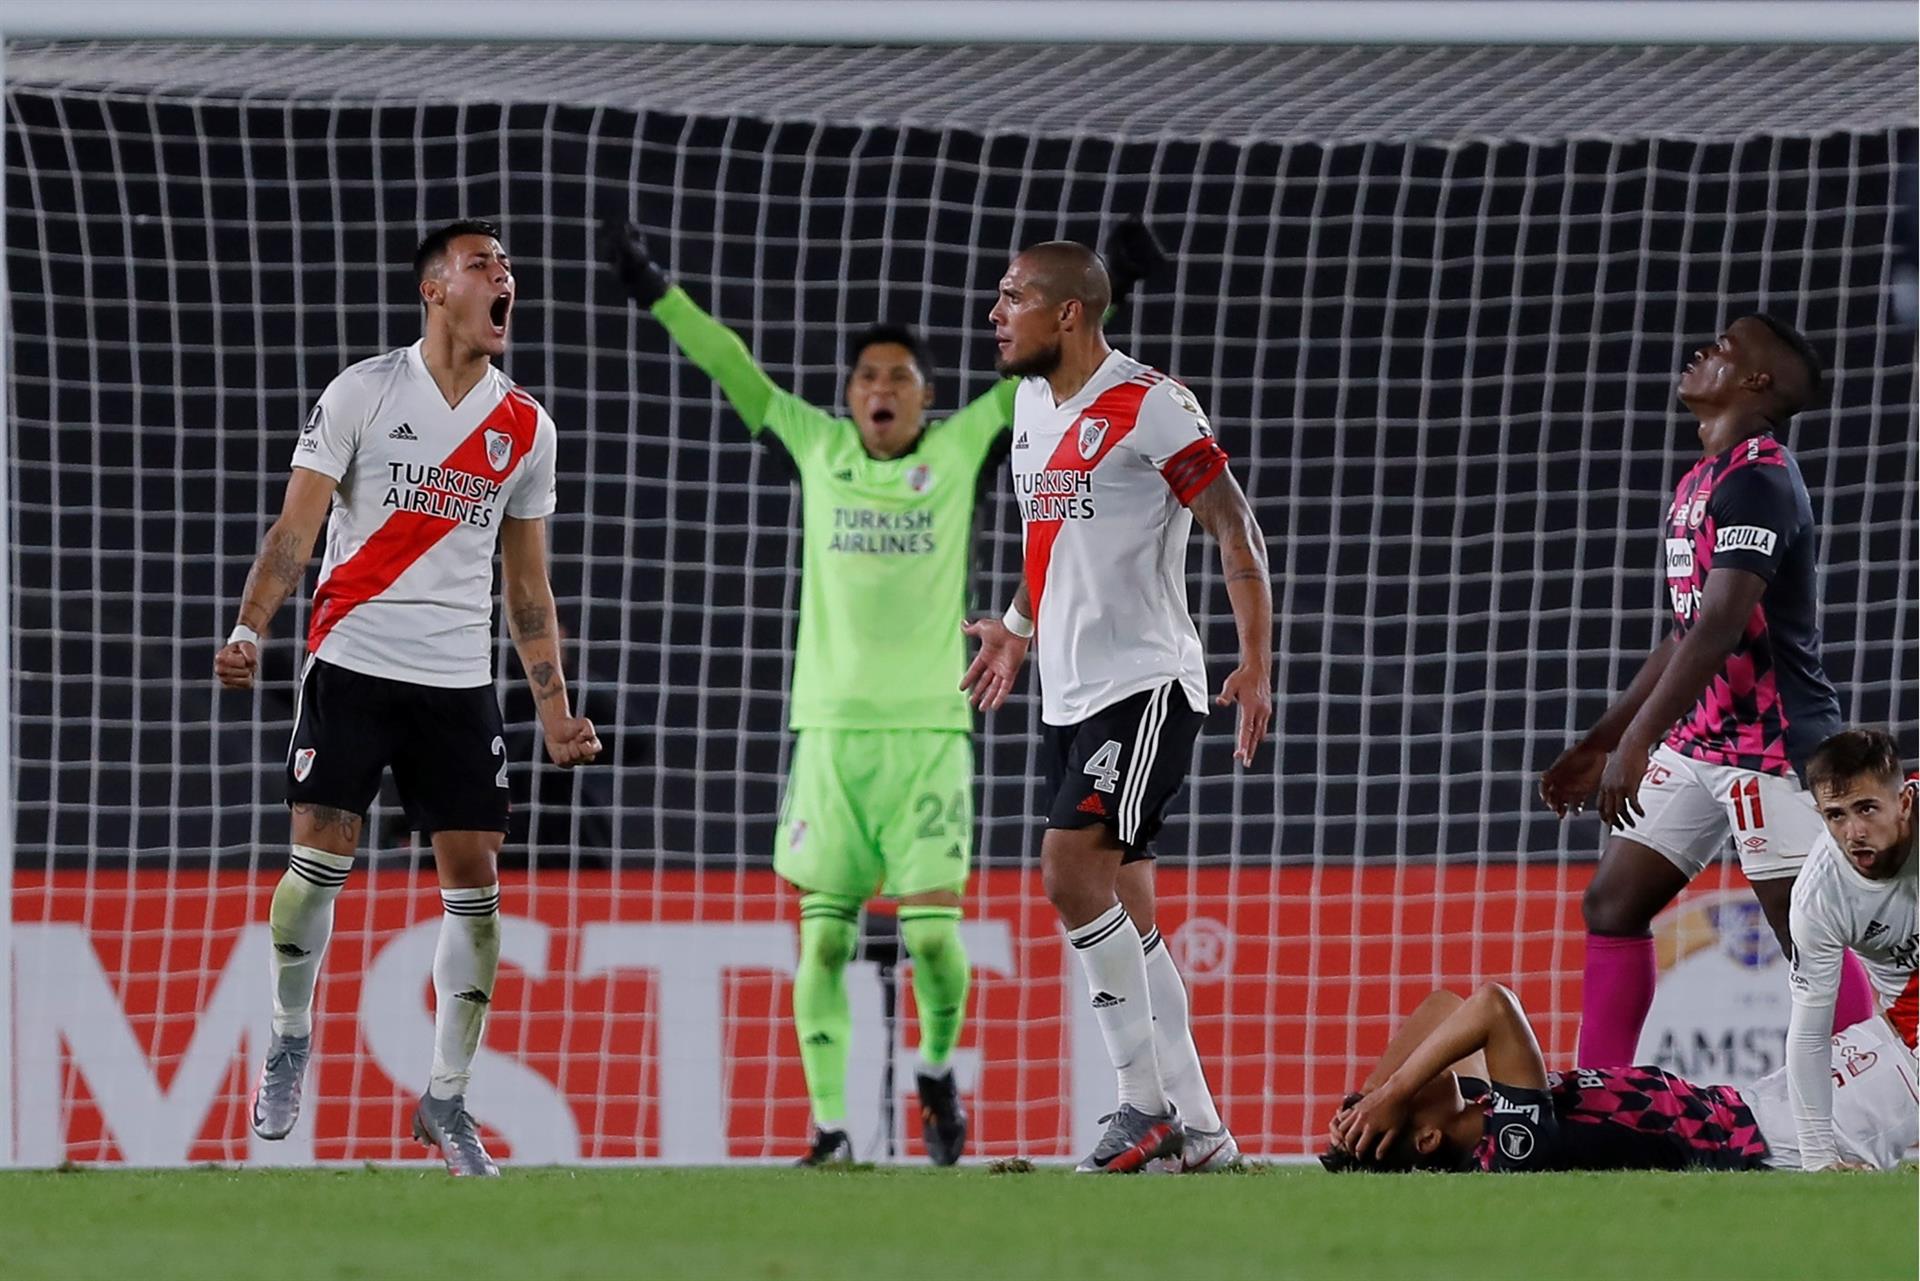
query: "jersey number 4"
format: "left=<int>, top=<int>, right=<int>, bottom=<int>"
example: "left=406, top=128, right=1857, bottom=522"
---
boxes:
left=1084, top=740, right=1125, bottom=794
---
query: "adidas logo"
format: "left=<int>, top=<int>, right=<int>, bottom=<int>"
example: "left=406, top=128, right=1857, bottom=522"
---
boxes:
left=453, top=988, right=491, bottom=1006
left=1091, top=991, right=1123, bottom=1009
left=387, top=422, right=418, bottom=441
left=1864, top=920, right=1889, bottom=941
left=1077, top=793, right=1108, bottom=817
left=833, top=469, right=854, bottom=481
left=804, top=1031, right=835, bottom=1046
left=1014, top=431, right=1028, bottom=448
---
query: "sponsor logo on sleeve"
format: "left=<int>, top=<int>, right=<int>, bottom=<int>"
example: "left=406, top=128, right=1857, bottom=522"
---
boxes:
left=1664, top=537, right=1695, bottom=579
left=1498, top=1124, right=1535, bottom=1161
left=1714, top=525, right=1777, bottom=556
left=304, top=404, right=322, bottom=435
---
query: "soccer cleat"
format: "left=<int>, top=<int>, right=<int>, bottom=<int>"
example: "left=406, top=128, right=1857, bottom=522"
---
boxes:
left=916, top=1071, right=968, bottom=1166
left=411, top=1093, right=500, bottom=1178
left=249, top=1031, right=311, bottom=1141
left=795, top=1127, right=854, bottom=1167
left=1170, top=1124, right=1241, bottom=1172
left=1074, top=1103, right=1184, bottom=1174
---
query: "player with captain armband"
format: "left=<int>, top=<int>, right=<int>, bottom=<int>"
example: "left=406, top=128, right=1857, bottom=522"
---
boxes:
left=214, top=220, right=599, bottom=1177
left=965, top=240, right=1273, bottom=1173
left=602, top=216, right=1168, bottom=1165
left=1783, top=727, right=1919, bottom=1170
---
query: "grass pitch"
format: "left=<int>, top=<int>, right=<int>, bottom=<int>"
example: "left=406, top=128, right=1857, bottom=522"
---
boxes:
left=0, top=1164, right=1912, bottom=1280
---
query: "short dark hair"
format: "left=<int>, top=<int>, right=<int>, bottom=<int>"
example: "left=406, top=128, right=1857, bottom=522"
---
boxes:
left=1318, top=1132, right=1460, bottom=1174
left=1806, top=727, right=1907, bottom=798
left=413, top=218, right=503, bottom=287
left=846, top=323, right=933, bottom=382
left=1748, top=312, right=1825, bottom=399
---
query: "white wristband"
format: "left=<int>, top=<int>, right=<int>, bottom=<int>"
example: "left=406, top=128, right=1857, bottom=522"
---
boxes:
left=1002, top=604, right=1034, bottom=638
left=226, top=624, right=260, bottom=648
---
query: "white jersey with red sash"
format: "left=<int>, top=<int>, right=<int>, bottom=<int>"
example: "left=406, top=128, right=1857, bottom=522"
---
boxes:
left=291, top=341, right=558, bottom=687
left=1010, top=349, right=1228, bottom=726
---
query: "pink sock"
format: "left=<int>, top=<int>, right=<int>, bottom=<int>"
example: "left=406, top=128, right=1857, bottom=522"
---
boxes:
left=1832, top=950, right=1876, bottom=1032
left=1578, top=933, right=1657, bottom=1067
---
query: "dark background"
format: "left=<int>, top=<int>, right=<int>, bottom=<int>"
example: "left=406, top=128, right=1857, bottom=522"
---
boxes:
left=8, top=90, right=1916, bottom=873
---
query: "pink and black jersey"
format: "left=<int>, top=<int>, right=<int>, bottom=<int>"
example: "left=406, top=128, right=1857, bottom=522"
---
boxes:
left=1468, top=1069, right=1771, bottom=1172
left=1661, top=433, right=1840, bottom=778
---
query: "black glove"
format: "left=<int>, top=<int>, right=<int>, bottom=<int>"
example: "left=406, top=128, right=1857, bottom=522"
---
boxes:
left=601, top=219, right=672, bottom=308
left=1104, top=216, right=1168, bottom=308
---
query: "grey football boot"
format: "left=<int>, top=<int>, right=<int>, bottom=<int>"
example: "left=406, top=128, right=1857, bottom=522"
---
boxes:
left=249, top=1032, right=311, bottom=1141
left=1074, top=1102, right=1184, bottom=1173
left=412, top=1092, right=501, bottom=1177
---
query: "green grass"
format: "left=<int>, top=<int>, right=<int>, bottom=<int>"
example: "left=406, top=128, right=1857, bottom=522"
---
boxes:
left=0, top=1164, right=1912, bottom=1280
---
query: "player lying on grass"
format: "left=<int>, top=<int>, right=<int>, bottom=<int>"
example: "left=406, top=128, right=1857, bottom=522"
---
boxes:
left=1540, top=314, right=1876, bottom=1067
left=215, top=219, right=599, bottom=1177
left=1323, top=982, right=1917, bottom=1173
left=603, top=217, right=1166, bottom=1167
left=966, top=240, right=1271, bottom=1172
left=1786, top=727, right=1918, bottom=1169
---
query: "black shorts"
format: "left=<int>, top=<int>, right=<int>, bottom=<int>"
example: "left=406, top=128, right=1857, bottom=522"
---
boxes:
left=1043, top=681, right=1207, bottom=859
left=286, top=657, right=510, bottom=834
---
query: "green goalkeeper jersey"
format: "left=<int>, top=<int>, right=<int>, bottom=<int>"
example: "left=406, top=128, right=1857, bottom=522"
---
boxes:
left=651, top=287, right=1015, bottom=732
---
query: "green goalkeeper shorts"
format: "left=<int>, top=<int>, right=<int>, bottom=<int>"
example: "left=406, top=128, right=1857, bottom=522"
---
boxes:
left=772, top=729, right=974, bottom=899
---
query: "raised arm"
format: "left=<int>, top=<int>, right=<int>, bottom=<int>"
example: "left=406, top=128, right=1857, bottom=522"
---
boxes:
left=1188, top=468, right=1274, bottom=766
left=500, top=515, right=600, bottom=768
left=602, top=221, right=781, bottom=431
left=214, top=466, right=336, bottom=690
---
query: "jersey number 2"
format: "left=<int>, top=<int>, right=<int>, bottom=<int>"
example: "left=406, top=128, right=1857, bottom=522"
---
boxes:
left=1084, top=740, right=1124, bottom=794
left=492, top=735, right=508, bottom=789
left=1730, top=776, right=1765, bottom=830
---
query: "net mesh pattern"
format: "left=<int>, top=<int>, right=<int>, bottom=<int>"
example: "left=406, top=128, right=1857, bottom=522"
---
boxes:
left=6, top=39, right=1917, bottom=141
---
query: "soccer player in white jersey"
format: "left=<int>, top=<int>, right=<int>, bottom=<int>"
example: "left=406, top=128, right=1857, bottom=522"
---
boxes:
left=213, top=219, right=600, bottom=1176
left=1785, top=727, right=1919, bottom=1169
left=964, top=241, right=1274, bottom=1173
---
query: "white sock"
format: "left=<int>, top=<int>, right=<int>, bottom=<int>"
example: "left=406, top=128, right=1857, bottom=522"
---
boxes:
left=1142, top=927, right=1223, bottom=1132
left=269, top=845, right=353, bottom=1037
left=429, top=884, right=501, bottom=1101
left=916, top=1057, right=953, bottom=1081
left=1067, top=903, right=1165, bottom=1114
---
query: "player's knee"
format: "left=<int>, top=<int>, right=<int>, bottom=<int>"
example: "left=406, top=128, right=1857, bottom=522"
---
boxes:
left=900, top=915, right=961, bottom=967
left=1581, top=880, right=1643, bottom=935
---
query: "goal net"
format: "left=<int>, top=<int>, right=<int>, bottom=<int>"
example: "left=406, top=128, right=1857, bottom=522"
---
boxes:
left=4, top=38, right=1915, bottom=1165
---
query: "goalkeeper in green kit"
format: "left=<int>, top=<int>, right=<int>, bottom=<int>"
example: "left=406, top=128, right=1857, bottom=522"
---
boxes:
left=603, top=219, right=1164, bottom=1166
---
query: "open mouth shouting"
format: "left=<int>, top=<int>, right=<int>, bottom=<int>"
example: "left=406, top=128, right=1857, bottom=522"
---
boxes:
left=489, top=291, right=512, bottom=336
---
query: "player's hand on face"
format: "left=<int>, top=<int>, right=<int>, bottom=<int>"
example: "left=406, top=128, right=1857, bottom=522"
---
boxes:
left=1214, top=664, right=1272, bottom=766
left=959, top=618, right=1029, bottom=711
left=544, top=715, right=601, bottom=768
left=1540, top=740, right=1607, bottom=818
left=1595, top=739, right=1650, bottom=830
left=214, top=640, right=259, bottom=690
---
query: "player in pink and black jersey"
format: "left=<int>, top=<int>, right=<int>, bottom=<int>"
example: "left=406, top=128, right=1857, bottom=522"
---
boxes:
left=1539, top=314, right=1875, bottom=1067
left=1323, top=984, right=1915, bottom=1174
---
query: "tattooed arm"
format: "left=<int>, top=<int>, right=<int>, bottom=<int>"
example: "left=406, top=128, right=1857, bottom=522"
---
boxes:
left=500, top=515, right=600, bottom=768
left=214, top=467, right=338, bottom=690
left=1188, top=468, right=1274, bottom=765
